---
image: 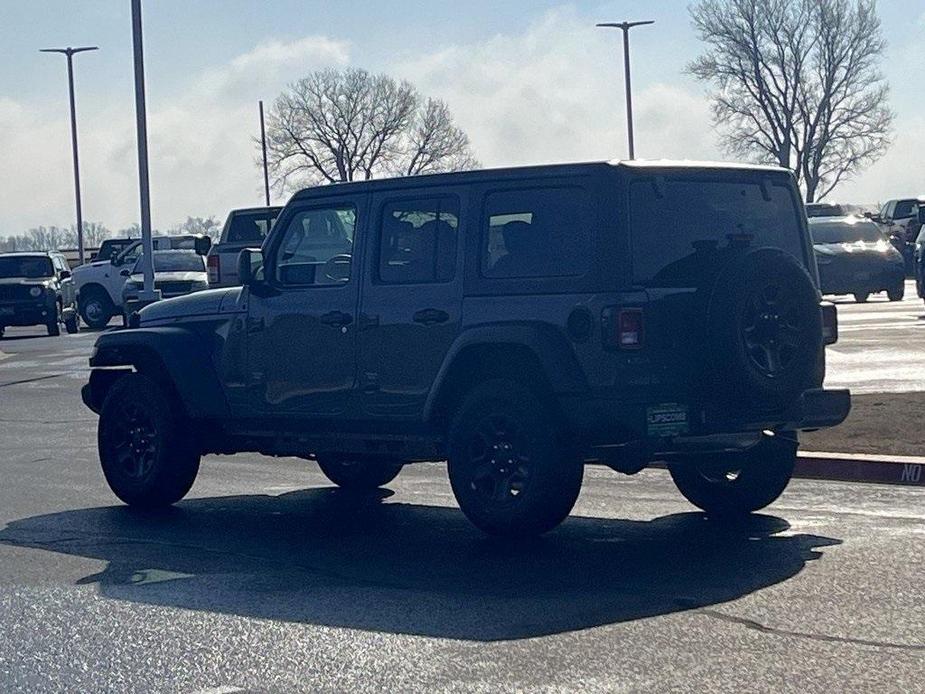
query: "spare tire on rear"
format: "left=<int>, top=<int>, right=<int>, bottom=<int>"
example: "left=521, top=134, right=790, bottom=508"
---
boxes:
left=705, top=248, right=822, bottom=410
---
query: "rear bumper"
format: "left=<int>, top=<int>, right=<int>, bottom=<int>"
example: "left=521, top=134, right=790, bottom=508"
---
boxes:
left=560, top=388, right=851, bottom=447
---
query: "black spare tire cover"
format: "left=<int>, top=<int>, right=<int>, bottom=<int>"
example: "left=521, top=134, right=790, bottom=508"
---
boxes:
left=706, top=247, right=822, bottom=409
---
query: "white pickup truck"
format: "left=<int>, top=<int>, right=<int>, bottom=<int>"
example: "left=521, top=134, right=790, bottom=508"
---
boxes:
left=73, top=235, right=207, bottom=328
left=206, top=207, right=281, bottom=287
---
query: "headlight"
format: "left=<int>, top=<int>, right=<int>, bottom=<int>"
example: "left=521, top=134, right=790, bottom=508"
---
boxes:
left=29, top=286, right=43, bottom=298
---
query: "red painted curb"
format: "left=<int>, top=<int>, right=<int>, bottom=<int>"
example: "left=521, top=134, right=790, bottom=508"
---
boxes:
left=795, top=452, right=925, bottom=487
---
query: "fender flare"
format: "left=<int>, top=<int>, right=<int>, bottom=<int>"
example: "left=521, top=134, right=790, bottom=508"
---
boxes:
left=89, top=327, right=229, bottom=419
left=422, top=323, right=588, bottom=422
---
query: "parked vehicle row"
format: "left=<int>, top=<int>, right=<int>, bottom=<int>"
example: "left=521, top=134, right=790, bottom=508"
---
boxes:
left=0, top=251, right=79, bottom=338
left=82, top=160, right=849, bottom=537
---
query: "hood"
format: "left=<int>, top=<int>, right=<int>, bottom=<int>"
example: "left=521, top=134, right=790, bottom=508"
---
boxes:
left=73, top=260, right=109, bottom=275
left=129, top=271, right=208, bottom=283
left=0, top=277, right=52, bottom=286
left=138, top=287, right=243, bottom=324
left=814, top=241, right=902, bottom=260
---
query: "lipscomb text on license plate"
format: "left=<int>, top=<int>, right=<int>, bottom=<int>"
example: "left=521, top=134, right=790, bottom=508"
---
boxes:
left=646, top=403, right=689, bottom=437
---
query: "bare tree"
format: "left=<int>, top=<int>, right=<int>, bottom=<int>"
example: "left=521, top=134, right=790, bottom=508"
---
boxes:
left=170, top=216, right=223, bottom=241
left=689, top=0, right=893, bottom=201
left=78, top=222, right=112, bottom=247
left=265, top=68, right=478, bottom=190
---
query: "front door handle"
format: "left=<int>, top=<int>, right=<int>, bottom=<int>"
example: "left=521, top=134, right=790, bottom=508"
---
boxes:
left=413, top=308, right=449, bottom=326
left=320, top=310, right=353, bottom=327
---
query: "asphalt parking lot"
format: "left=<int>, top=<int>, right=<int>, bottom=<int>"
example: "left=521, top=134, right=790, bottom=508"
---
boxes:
left=0, top=290, right=923, bottom=692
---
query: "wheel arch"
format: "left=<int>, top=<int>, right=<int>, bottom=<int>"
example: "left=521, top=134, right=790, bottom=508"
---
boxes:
left=423, top=325, right=588, bottom=428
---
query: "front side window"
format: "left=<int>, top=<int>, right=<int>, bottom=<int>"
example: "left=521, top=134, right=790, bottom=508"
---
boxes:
left=481, top=187, right=592, bottom=278
left=378, top=197, right=459, bottom=284
left=275, top=205, right=356, bottom=286
left=629, top=175, right=805, bottom=287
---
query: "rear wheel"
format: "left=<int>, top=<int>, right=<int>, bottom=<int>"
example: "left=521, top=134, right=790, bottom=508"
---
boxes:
left=853, top=292, right=869, bottom=303
left=887, top=283, right=904, bottom=302
left=64, top=311, right=79, bottom=334
left=98, top=373, right=200, bottom=508
left=80, top=289, right=113, bottom=329
left=668, top=434, right=797, bottom=517
left=316, top=456, right=403, bottom=490
left=447, top=379, right=583, bottom=537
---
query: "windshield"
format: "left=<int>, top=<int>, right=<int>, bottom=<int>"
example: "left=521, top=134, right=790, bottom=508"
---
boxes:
left=0, top=256, right=54, bottom=279
left=225, top=210, right=280, bottom=244
left=134, top=251, right=206, bottom=274
left=810, top=220, right=883, bottom=244
left=629, top=174, right=805, bottom=287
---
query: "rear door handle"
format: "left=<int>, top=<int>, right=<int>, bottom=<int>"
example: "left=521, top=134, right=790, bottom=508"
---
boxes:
left=320, top=310, right=353, bottom=327
left=413, top=308, right=449, bottom=326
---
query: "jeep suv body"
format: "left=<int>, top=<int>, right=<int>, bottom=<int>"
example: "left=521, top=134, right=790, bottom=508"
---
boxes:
left=0, top=251, right=79, bottom=337
left=82, top=161, right=850, bottom=536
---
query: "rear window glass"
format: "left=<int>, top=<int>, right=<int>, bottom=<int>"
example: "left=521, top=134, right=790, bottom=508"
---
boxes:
left=225, top=211, right=280, bottom=244
left=629, top=176, right=805, bottom=287
left=136, top=251, right=206, bottom=273
left=481, top=187, right=592, bottom=278
left=809, top=220, right=883, bottom=244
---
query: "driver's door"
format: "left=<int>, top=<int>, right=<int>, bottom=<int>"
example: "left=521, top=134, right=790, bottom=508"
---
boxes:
left=245, top=196, right=365, bottom=418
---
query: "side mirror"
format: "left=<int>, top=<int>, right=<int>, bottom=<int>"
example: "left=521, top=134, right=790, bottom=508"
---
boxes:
left=59, top=270, right=71, bottom=280
left=238, top=248, right=264, bottom=286
left=194, top=235, right=213, bottom=256
left=120, top=268, right=132, bottom=277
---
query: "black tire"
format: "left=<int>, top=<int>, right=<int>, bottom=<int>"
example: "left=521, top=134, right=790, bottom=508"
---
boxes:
left=316, top=456, right=403, bottom=490
left=64, top=312, right=79, bottom=334
left=79, top=289, right=113, bottom=329
left=854, top=292, right=869, bottom=303
left=98, top=373, right=200, bottom=508
left=46, top=303, right=61, bottom=337
left=706, top=249, right=822, bottom=409
left=447, top=379, right=583, bottom=537
left=669, top=434, right=797, bottom=517
left=887, top=284, right=904, bottom=302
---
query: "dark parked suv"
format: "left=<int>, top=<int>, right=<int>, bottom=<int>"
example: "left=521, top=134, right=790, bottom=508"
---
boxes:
left=0, top=252, right=79, bottom=338
left=82, top=161, right=849, bottom=536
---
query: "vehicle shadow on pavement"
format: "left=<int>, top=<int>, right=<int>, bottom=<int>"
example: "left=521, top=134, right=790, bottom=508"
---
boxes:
left=0, top=489, right=841, bottom=641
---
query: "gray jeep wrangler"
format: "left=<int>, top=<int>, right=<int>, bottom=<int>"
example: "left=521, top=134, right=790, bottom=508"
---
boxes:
left=82, top=161, right=849, bottom=536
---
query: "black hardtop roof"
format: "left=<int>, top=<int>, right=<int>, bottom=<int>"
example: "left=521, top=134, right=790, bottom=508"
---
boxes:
left=229, top=206, right=283, bottom=214
left=290, top=160, right=792, bottom=201
left=0, top=251, right=61, bottom=258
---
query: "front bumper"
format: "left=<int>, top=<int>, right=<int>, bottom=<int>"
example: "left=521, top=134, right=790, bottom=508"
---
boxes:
left=0, top=300, right=55, bottom=327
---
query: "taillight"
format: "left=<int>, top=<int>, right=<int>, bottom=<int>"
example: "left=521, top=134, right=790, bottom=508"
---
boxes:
left=602, top=307, right=644, bottom=350
left=821, top=301, right=838, bottom=345
left=207, top=254, right=220, bottom=285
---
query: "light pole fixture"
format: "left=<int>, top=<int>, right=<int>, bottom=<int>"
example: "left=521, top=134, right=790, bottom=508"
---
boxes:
left=40, top=45, right=98, bottom=264
left=596, top=20, right=654, bottom=160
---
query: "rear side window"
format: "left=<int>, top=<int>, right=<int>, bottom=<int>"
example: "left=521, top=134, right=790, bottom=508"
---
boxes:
left=225, top=211, right=279, bottom=244
left=481, top=187, right=592, bottom=278
left=629, top=176, right=805, bottom=287
left=378, top=197, right=459, bottom=284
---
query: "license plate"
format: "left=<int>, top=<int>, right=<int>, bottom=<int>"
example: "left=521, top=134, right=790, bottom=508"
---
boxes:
left=0, top=307, right=14, bottom=316
left=647, top=403, right=689, bottom=437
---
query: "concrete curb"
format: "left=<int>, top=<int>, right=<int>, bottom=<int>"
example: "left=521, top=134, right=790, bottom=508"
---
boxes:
left=796, top=451, right=925, bottom=487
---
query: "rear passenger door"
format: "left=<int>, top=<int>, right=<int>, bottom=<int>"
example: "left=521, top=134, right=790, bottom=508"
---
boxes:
left=358, top=190, right=465, bottom=419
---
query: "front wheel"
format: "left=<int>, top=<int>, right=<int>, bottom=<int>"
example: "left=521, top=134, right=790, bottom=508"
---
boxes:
left=64, top=312, right=79, bottom=334
left=80, top=291, right=113, bottom=330
left=98, top=373, right=200, bottom=508
left=46, top=304, right=61, bottom=337
left=316, top=456, right=403, bottom=490
left=447, top=379, right=583, bottom=537
left=669, top=434, right=797, bottom=517
left=887, top=283, right=904, bottom=302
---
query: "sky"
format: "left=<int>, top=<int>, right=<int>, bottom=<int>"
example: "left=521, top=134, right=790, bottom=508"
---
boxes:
left=1, top=0, right=923, bottom=234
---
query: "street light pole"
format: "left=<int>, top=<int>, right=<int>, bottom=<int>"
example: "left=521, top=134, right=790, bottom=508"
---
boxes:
left=131, top=0, right=158, bottom=303
left=596, top=21, right=654, bottom=160
left=259, top=100, right=270, bottom=207
left=40, top=46, right=98, bottom=265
